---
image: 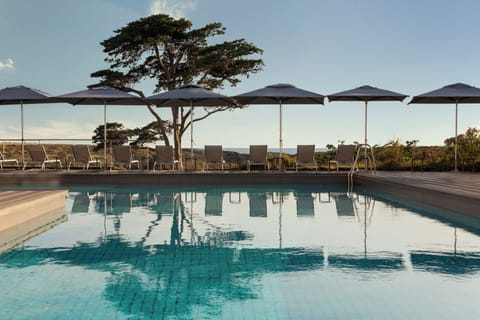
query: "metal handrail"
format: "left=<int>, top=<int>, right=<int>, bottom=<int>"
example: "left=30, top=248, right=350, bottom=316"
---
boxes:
left=348, top=144, right=377, bottom=192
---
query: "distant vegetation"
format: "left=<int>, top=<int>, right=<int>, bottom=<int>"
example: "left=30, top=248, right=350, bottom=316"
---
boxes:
left=2, top=127, right=479, bottom=171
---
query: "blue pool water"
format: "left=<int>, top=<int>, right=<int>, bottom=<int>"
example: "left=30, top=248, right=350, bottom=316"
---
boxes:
left=1, top=185, right=480, bottom=319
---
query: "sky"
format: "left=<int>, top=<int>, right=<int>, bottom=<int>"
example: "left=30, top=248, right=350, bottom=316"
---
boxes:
left=1, top=0, right=480, bottom=149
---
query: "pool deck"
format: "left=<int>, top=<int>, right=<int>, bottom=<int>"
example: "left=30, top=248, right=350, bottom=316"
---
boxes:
left=0, top=190, right=68, bottom=252
left=0, top=169, right=478, bottom=219
left=355, top=171, right=480, bottom=219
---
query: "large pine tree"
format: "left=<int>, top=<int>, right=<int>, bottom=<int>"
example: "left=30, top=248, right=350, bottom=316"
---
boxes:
left=90, top=14, right=263, bottom=168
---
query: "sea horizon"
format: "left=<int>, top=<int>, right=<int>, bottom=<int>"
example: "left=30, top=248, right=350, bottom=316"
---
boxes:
left=223, top=147, right=327, bottom=154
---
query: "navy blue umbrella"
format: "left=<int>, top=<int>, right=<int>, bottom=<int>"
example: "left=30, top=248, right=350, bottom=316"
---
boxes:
left=410, top=83, right=480, bottom=171
left=328, top=85, right=407, bottom=148
left=147, top=85, right=237, bottom=161
left=328, top=85, right=407, bottom=171
left=0, top=85, right=52, bottom=163
left=234, top=83, right=324, bottom=161
left=52, top=86, right=149, bottom=167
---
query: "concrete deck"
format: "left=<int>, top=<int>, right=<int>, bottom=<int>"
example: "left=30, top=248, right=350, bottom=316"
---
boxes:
left=355, top=171, right=480, bottom=219
left=0, top=190, right=68, bottom=253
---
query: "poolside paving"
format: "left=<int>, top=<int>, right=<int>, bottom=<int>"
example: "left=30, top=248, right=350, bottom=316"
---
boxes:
left=355, top=171, right=480, bottom=219
left=356, top=171, right=480, bottom=200
left=0, top=190, right=68, bottom=253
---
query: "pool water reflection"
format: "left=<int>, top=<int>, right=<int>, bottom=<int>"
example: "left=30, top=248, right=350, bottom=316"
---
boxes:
left=1, top=186, right=480, bottom=320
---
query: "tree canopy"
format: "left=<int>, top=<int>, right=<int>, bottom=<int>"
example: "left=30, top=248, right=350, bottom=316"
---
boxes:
left=90, top=14, right=263, bottom=168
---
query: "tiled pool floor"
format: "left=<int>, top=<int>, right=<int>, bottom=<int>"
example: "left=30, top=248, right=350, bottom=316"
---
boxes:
left=1, top=186, right=479, bottom=319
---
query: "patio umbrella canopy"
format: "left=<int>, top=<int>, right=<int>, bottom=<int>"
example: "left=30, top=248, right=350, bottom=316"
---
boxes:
left=234, top=83, right=324, bottom=162
left=328, top=85, right=408, bottom=146
left=0, top=85, right=52, bottom=164
left=328, top=85, right=407, bottom=170
left=146, top=85, right=237, bottom=162
left=51, top=86, right=149, bottom=167
left=409, top=82, right=480, bottom=171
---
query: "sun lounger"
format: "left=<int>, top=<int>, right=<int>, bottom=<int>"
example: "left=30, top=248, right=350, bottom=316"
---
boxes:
left=329, top=144, right=357, bottom=171
left=23, top=145, right=62, bottom=170
left=205, top=191, right=223, bottom=216
left=112, top=145, right=140, bottom=170
left=203, top=145, right=225, bottom=171
left=333, top=193, right=354, bottom=217
left=153, top=145, right=178, bottom=171
left=71, top=192, right=91, bottom=213
left=295, top=192, right=315, bottom=216
left=110, top=193, right=132, bottom=214
left=151, top=193, right=176, bottom=215
left=248, top=192, right=267, bottom=217
left=68, top=145, right=102, bottom=170
left=294, top=145, right=317, bottom=171
left=247, top=145, right=270, bottom=171
left=0, top=151, right=18, bottom=169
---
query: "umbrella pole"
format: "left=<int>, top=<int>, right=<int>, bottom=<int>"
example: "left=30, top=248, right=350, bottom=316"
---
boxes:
left=279, top=193, right=283, bottom=249
left=364, top=101, right=368, bottom=171
left=279, top=99, right=283, bottom=170
left=104, top=102, right=107, bottom=170
left=190, top=102, right=194, bottom=170
left=364, top=196, right=367, bottom=258
left=454, top=101, right=458, bottom=171
left=21, top=101, right=24, bottom=165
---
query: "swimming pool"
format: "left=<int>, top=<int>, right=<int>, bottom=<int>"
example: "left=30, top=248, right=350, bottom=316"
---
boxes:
left=1, top=185, right=479, bottom=319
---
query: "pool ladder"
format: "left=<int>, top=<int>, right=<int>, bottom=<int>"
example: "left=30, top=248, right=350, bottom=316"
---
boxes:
left=347, top=144, right=376, bottom=192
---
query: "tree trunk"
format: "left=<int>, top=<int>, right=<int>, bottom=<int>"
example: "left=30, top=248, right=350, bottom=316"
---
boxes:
left=172, top=107, right=184, bottom=170
left=146, top=104, right=170, bottom=146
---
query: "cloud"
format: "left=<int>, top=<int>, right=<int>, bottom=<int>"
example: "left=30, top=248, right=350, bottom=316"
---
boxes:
left=0, top=119, right=154, bottom=143
left=149, top=0, right=196, bottom=18
left=0, top=120, right=98, bottom=141
left=0, top=58, right=14, bottom=70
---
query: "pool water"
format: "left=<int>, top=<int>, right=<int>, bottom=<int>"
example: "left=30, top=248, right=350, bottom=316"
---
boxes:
left=1, top=185, right=480, bottom=319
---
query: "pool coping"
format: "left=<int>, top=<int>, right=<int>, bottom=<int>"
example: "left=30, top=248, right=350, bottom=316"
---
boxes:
left=1, top=170, right=479, bottom=221
left=0, top=170, right=348, bottom=186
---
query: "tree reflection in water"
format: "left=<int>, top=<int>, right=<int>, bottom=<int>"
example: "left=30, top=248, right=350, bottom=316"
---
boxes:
left=2, top=187, right=480, bottom=319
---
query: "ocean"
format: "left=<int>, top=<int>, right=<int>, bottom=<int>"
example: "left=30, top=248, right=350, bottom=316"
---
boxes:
left=223, top=147, right=327, bottom=154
